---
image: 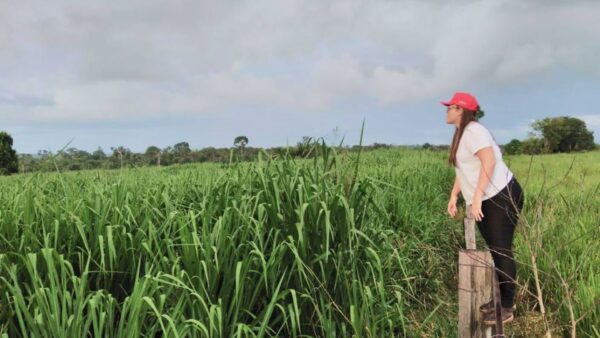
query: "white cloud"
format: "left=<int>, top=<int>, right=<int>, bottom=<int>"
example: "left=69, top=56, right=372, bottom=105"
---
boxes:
left=19, top=68, right=298, bottom=123
left=175, top=67, right=298, bottom=112
left=305, top=55, right=366, bottom=109
left=368, top=66, right=433, bottom=104
left=1, top=0, right=600, bottom=123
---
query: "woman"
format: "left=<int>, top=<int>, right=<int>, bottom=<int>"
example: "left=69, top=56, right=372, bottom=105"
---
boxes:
left=443, top=92, right=525, bottom=325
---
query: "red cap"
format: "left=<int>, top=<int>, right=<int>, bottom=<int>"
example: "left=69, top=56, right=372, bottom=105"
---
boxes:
left=441, top=92, right=479, bottom=111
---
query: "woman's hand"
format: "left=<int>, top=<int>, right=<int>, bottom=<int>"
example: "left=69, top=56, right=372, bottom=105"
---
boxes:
left=447, top=195, right=458, bottom=218
left=470, top=195, right=484, bottom=221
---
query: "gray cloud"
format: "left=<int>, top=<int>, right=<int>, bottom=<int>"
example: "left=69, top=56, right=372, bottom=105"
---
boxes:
left=1, top=0, right=599, bottom=124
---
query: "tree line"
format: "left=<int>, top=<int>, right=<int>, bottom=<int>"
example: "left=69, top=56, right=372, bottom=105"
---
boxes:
left=1, top=116, right=597, bottom=175
left=12, top=136, right=397, bottom=174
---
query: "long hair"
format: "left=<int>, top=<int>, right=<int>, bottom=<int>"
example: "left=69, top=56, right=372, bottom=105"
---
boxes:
left=448, top=106, right=479, bottom=167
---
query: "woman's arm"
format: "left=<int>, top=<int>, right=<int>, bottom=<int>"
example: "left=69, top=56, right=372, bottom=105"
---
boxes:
left=474, top=147, right=496, bottom=200
left=448, top=176, right=461, bottom=217
left=450, top=175, right=461, bottom=199
left=470, top=146, right=496, bottom=221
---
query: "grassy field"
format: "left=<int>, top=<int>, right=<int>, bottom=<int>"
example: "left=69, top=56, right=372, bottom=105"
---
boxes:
left=0, top=146, right=598, bottom=337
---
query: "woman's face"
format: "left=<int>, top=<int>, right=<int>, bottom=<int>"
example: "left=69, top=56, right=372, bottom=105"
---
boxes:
left=446, top=105, right=463, bottom=126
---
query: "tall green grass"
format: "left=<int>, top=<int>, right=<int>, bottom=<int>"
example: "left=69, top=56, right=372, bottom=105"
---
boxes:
left=0, top=145, right=598, bottom=337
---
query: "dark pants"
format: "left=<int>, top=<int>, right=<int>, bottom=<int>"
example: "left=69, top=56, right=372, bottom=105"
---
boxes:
left=476, top=176, right=524, bottom=308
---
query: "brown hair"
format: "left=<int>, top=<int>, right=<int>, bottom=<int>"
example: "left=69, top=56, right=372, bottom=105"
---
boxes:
left=448, top=106, right=479, bottom=166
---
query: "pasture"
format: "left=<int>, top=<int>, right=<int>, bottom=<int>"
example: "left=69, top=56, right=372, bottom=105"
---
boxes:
left=0, top=146, right=598, bottom=337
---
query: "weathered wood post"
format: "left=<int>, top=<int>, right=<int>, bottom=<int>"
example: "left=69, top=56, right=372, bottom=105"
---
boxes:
left=458, top=205, right=504, bottom=337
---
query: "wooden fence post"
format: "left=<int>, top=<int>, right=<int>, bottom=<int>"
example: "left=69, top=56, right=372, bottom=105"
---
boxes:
left=458, top=205, right=504, bottom=337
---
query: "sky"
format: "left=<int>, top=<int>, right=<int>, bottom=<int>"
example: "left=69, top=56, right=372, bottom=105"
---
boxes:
left=1, top=0, right=600, bottom=154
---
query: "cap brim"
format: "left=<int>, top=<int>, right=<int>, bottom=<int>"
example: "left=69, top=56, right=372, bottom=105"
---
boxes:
left=440, top=101, right=451, bottom=106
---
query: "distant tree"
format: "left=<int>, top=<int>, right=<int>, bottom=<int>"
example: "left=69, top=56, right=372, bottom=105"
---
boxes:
left=532, top=116, right=595, bottom=153
left=18, top=154, right=36, bottom=173
left=234, top=136, right=249, bottom=160
left=0, top=131, right=19, bottom=175
left=371, top=142, right=391, bottom=149
left=422, top=142, right=432, bottom=150
left=521, top=137, right=545, bottom=155
left=295, top=136, right=314, bottom=157
left=61, top=147, right=92, bottom=170
left=85, top=147, right=106, bottom=169
left=145, top=146, right=162, bottom=166
left=197, top=147, right=216, bottom=162
left=173, top=142, right=191, bottom=163
left=34, top=150, right=55, bottom=172
left=92, top=147, right=107, bottom=160
left=475, top=108, right=485, bottom=120
left=160, top=146, right=174, bottom=165
left=173, top=142, right=190, bottom=153
left=234, top=136, right=249, bottom=149
left=504, top=139, right=523, bottom=155
left=110, top=146, right=132, bottom=168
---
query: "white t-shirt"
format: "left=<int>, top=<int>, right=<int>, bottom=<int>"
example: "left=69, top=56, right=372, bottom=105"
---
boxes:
left=455, top=121, right=513, bottom=205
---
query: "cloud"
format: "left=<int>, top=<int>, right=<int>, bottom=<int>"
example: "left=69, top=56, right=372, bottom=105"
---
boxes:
left=18, top=68, right=298, bottom=123
left=1, top=0, right=599, bottom=124
left=305, top=55, right=366, bottom=109
left=172, top=66, right=298, bottom=113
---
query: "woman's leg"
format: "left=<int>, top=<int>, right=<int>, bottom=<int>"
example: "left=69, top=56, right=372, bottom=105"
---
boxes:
left=476, top=178, right=524, bottom=308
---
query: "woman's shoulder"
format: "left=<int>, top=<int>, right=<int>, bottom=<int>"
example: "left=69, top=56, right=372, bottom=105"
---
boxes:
left=465, top=121, right=499, bottom=145
left=465, top=121, right=489, bottom=134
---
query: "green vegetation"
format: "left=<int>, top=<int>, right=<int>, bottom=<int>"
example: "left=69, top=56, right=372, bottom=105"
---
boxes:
left=0, top=145, right=598, bottom=337
left=507, top=116, right=596, bottom=155
left=234, top=136, right=249, bottom=151
left=0, top=132, right=19, bottom=175
left=15, top=116, right=598, bottom=175
left=17, top=136, right=397, bottom=173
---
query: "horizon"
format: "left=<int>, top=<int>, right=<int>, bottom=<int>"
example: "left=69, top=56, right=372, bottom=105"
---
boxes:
left=2, top=1, right=600, bottom=154
left=16, top=138, right=454, bottom=156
